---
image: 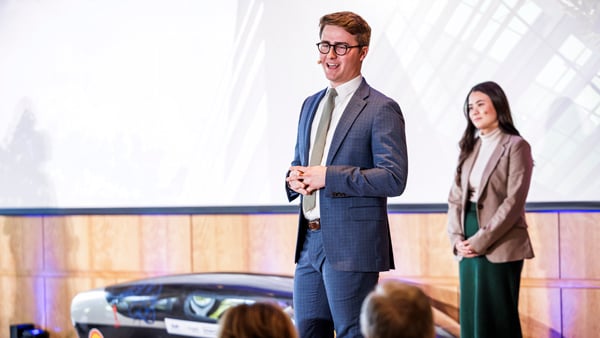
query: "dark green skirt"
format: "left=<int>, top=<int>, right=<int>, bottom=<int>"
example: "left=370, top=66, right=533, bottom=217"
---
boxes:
left=459, top=203, right=523, bottom=338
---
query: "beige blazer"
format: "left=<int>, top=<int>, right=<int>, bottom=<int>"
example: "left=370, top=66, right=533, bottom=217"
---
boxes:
left=447, top=133, right=534, bottom=263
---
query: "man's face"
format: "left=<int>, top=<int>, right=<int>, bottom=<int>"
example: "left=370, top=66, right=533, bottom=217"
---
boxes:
left=318, top=25, right=368, bottom=87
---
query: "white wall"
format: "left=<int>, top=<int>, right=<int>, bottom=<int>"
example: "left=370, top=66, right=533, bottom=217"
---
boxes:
left=0, top=0, right=599, bottom=208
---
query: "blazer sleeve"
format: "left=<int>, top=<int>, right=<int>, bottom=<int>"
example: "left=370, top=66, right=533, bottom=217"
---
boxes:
left=468, top=137, right=533, bottom=254
left=286, top=95, right=317, bottom=202
left=447, top=176, right=464, bottom=256
left=325, top=98, right=408, bottom=198
left=285, top=170, right=300, bottom=202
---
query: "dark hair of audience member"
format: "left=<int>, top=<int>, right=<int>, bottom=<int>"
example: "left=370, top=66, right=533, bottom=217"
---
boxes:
left=217, top=302, right=298, bottom=338
left=360, top=280, right=435, bottom=338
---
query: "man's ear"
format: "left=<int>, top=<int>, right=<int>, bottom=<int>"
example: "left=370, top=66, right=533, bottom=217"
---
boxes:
left=360, top=46, right=369, bottom=61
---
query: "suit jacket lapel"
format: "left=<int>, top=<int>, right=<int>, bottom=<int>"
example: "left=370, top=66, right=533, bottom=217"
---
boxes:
left=302, top=89, right=327, bottom=165
left=477, top=133, right=511, bottom=197
left=461, top=141, right=480, bottom=205
left=326, top=79, right=369, bottom=164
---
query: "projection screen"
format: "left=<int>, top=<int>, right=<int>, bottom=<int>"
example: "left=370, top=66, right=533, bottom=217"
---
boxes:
left=0, top=0, right=599, bottom=211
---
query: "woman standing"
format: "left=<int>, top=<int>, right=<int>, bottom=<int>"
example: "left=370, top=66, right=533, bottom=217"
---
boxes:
left=447, top=81, right=534, bottom=338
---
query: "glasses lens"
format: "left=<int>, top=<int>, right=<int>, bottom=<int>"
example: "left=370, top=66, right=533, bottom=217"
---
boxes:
left=318, top=43, right=330, bottom=54
left=334, top=44, right=349, bottom=55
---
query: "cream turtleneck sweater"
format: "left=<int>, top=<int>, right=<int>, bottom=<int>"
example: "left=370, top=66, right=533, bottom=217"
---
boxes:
left=468, top=128, right=503, bottom=202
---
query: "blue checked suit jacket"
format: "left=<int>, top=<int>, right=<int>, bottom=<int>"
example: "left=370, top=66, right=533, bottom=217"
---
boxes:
left=286, top=78, right=408, bottom=272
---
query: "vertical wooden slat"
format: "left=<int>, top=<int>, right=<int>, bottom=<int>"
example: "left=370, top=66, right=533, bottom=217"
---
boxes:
left=562, top=289, right=600, bottom=337
left=0, top=276, right=46, bottom=334
left=44, top=216, right=92, bottom=273
left=247, top=214, right=297, bottom=275
left=560, top=212, right=600, bottom=279
left=388, top=213, right=457, bottom=277
left=139, top=215, right=192, bottom=273
left=192, top=215, right=252, bottom=272
left=0, top=216, right=44, bottom=274
left=519, top=287, right=562, bottom=338
left=89, top=215, right=142, bottom=272
left=522, top=213, right=560, bottom=279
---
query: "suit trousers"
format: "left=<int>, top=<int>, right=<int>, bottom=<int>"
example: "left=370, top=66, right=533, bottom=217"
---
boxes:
left=294, top=229, right=379, bottom=338
left=459, top=202, right=524, bottom=338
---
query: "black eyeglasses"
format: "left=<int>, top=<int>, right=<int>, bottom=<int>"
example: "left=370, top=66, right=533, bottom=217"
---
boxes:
left=316, top=42, right=363, bottom=56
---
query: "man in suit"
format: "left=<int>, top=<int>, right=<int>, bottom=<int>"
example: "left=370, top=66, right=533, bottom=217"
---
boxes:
left=285, top=11, right=408, bottom=338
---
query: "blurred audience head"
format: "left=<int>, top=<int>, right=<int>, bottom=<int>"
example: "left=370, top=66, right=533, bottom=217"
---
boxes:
left=217, top=302, right=298, bottom=338
left=360, top=280, right=435, bottom=338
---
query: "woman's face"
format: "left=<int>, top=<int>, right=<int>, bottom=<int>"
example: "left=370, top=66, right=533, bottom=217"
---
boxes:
left=468, top=91, right=499, bottom=135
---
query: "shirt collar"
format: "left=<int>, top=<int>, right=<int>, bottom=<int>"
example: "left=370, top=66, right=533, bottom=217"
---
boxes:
left=329, top=75, right=362, bottom=99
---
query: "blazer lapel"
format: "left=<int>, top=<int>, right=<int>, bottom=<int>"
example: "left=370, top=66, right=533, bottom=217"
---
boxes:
left=477, top=133, right=511, bottom=197
left=302, top=89, right=327, bottom=165
left=461, top=141, right=480, bottom=204
left=326, top=79, right=369, bottom=164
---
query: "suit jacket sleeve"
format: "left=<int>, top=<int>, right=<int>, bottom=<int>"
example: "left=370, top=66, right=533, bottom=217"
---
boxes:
left=324, top=98, right=408, bottom=198
left=447, top=175, right=465, bottom=256
left=286, top=95, right=316, bottom=202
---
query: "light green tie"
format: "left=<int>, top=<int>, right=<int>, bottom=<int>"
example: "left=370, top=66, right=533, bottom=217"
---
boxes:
left=303, top=88, right=337, bottom=213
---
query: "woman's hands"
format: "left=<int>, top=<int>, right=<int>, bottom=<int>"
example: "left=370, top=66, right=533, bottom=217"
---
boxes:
left=456, top=240, right=479, bottom=258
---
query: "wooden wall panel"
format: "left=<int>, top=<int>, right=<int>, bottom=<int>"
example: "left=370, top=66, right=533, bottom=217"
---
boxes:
left=138, top=215, right=192, bottom=273
left=519, top=287, right=562, bottom=338
left=245, top=214, right=297, bottom=275
left=44, top=216, right=93, bottom=274
left=192, top=215, right=252, bottom=272
left=89, top=215, right=144, bottom=272
left=0, top=216, right=44, bottom=274
left=0, top=211, right=598, bottom=338
left=191, top=214, right=297, bottom=275
left=522, top=213, right=560, bottom=279
left=0, top=276, right=46, bottom=334
left=387, top=213, right=457, bottom=278
left=45, top=215, right=193, bottom=276
left=562, top=288, right=600, bottom=337
left=560, top=212, right=600, bottom=279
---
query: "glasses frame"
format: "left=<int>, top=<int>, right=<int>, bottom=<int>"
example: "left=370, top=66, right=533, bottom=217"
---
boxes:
left=316, top=42, right=363, bottom=56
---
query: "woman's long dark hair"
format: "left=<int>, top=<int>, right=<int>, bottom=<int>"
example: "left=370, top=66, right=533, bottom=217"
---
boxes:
left=454, top=81, right=520, bottom=185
